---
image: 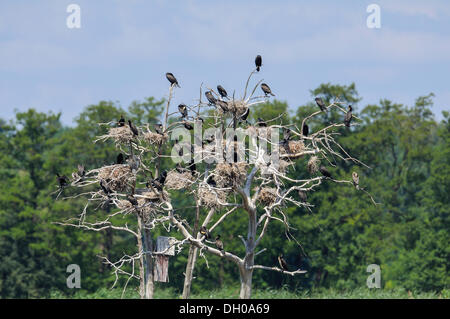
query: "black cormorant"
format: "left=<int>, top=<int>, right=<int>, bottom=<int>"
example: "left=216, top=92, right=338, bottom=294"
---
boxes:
left=118, top=115, right=125, bottom=127
left=199, top=226, right=210, bottom=239
left=128, top=120, right=139, bottom=136
left=178, top=104, right=188, bottom=119
left=217, top=85, right=228, bottom=99
left=319, top=166, right=332, bottom=178
left=344, top=105, right=353, bottom=127
left=315, top=97, right=326, bottom=112
left=302, top=123, right=309, bottom=137
left=215, top=235, right=224, bottom=252
left=154, top=123, right=163, bottom=135
left=166, top=72, right=180, bottom=88
left=255, top=55, right=262, bottom=72
left=261, top=83, right=275, bottom=96
left=352, top=171, right=359, bottom=190
left=117, top=153, right=124, bottom=164
left=205, top=91, right=217, bottom=105
left=278, top=254, right=289, bottom=271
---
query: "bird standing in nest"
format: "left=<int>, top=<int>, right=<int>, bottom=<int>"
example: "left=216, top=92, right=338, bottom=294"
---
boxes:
left=239, top=108, right=250, bottom=123
left=278, top=254, right=289, bottom=271
left=118, top=114, right=125, bottom=127
left=117, top=153, right=125, bottom=164
left=215, top=235, right=224, bottom=253
left=127, top=194, right=139, bottom=206
left=344, top=105, right=353, bottom=127
left=166, top=72, right=180, bottom=88
left=178, top=104, right=188, bottom=119
left=256, top=118, right=267, bottom=127
left=184, top=121, right=193, bottom=130
left=154, top=123, right=163, bottom=135
left=100, top=179, right=112, bottom=196
left=217, top=85, right=228, bottom=99
left=216, top=100, right=228, bottom=113
left=255, top=55, right=262, bottom=72
left=315, top=97, right=326, bottom=112
left=261, top=83, right=275, bottom=96
left=128, top=120, right=139, bottom=136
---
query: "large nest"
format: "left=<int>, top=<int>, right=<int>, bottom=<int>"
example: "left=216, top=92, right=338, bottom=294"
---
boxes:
left=143, top=132, right=168, bottom=145
left=164, top=170, right=195, bottom=190
left=257, top=187, right=278, bottom=206
left=214, top=162, right=248, bottom=188
left=280, top=140, right=305, bottom=158
left=198, top=186, right=228, bottom=208
left=227, top=99, right=248, bottom=117
left=307, top=156, right=320, bottom=174
left=98, top=165, right=135, bottom=192
left=103, top=126, right=135, bottom=144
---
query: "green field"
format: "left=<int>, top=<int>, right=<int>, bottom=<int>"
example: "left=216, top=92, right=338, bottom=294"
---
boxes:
left=50, top=287, right=449, bottom=299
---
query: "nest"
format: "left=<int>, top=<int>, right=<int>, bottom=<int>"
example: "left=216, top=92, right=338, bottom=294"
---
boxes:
left=280, top=140, right=305, bottom=158
left=104, top=126, right=135, bottom=144
left=257, top=187, right=278, bottom=206
left=164, top=170, right=194, bottom=190
left=98, top=165, right=135, bottom=192
left=117, top=190, right=169, bottom=220
left=307, top=156, right=320, bottom=174
left=198, top=186, right=228, bottom=208
left=278, top=159, right=291, bottom=173
left=143, top=132, right=168, bottom=145
left=227, top=99, right=248, bottom=117
left=214, top=162, right=248, bottom=188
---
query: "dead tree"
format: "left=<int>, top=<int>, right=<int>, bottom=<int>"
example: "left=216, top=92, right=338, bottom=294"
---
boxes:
left=56, top=62, right=376, bottom=299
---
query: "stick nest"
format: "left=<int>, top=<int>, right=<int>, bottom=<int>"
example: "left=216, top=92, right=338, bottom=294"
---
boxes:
left=198, top=186, right=228, bottom=208
left=100, top=126, right=135, bottom=145
left=214, top=162, right=248, bottom=188
left=143, top=132, right=168, bottom=145
left=257, top=187, right=278, bottom=206
left=280, top=140, right=305, bottom=158
left=97, top=165, right=135, bottom=192
left=164, top=170, right=195, bottom=190
left=307, top=156, right=320, bottom=174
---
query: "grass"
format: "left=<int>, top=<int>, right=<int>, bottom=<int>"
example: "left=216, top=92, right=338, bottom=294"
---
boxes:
left=50, top=286, right=448, bottom=299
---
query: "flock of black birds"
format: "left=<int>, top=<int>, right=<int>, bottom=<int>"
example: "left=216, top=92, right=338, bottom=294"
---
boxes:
left=54, top=54, right=358, bottom=271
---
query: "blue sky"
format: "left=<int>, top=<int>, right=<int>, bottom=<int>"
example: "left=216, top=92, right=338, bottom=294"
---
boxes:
left=1, top=0, right=449, bottom=125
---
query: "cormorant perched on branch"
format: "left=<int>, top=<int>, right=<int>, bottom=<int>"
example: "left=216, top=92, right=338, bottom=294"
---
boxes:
left=56, top=173, right=69, bottom=189
left=128, top=120, right=139, bottom=136
left=215, top=235, right=224, bottom=252
left=154, top=123, right=163, bottom=135
left=352, top=171, right=359, bottom=190
left=255, top=55, right=262, bottom=72
left=256, top=118, right=267, bottom=127
left=77, top=164, right=85, bottom=178
left=302, top=124, right=309, bottom=137
left=278, top=254, right=289, bottom=271
left=117, top=153, right=124, bottom=164
left=319, top=166, right=332, bottom=178
left=127, top=194, right=138, bottom=206
left=118, top=114, right=125, bottom=127
left=205, top=91, right=217, bottom=105
left=199, top=226, right=210, bottom=239
left=147, top=171, right=167, bottom=191
left=283, top=128, right=292, bottom=141
left=184, top=121, right=193, bottom=130
left=166, top=72, right=180, bottom=88
left=261, top=83, right=275, bottom=96
left=188, top=159, right=197, bottom=175
left=216, top=100, right=228, bottom=113
left=100, top=179, right=112, bottom=196
left=315, top=97, right=326, bottom=112
left=344, top=105, right=353, bottom=127
left=217, top=85, right=228, bottom=99
left=239, top=108, right=250, bottom=123
left=178, top=104, right=188, bottom=119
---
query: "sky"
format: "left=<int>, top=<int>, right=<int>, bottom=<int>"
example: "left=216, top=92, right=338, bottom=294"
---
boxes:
left=1, top=0, right=449, bottom=125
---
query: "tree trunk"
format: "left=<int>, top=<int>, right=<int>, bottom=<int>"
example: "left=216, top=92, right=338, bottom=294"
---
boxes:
left=143, top=228, right=154, bottom=299
left=239, top=205, right=257, bottom=299
left=239, top=263, right=254, bottom=299
left=182, top=245, right=198, bottom=299
left=136, top=216, right=145, bottom=299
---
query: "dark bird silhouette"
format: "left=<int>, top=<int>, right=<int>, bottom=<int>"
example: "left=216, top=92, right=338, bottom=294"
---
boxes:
left=118, top=114, right=125, bottom=127
left=206, top=175, right=216, bottom=187
left=77, top=164, right=85, bottom=178
left=278, top=254, right=289, bottom=271
left=261, top=83, right=275, bottom=96
left=178, top=104, right=188, bottom=119
left=158, top=171, right=167, bottom=185
left=175, top=163, right=185, bottom=173
left=315, top=97, right=326, bottom=112
left=217, top=85, right=228, bottom=99
left=127, top=194, right=139, bottom=206
left=352, top=171, right=359, bottom=190
left=99, top=179, right=112, bottom=196
left=188, top=159, right=196, bottom=175
left=256, top=118, right=267, bottom=127
left=199, top=226, right=210, bottom=239
left=147, top=179, right=162, bottom=191
left=117, top=153, right=125, bottom=164
left=240, top=108, right=250, bottom=122
left=302, top=123, right=309, bottom=137
left=344, top=105, right=353, bottom=127
left=56, top=173, right=69, bottom=189
left=216, top=100, right=228, bottom=113
left=184, top=121, right=193, bottom=130
left=319, top=166, right=332, bottom=179
left=255, top=55, right=262, bottom=72
left=205, top=91, right=217, bottom=105
left=215, top=235, right=224, bottom=252
left=204, top=134, right=215, bottom=144
left=166, top=72, right=180, bottom=88
left=128, top=120, right=139, bottom=136
left=298, top=190, right=307, bottom=202
left=283, top=128, right=292, bottom=141
left=154, top=123, right=163, bottom=135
